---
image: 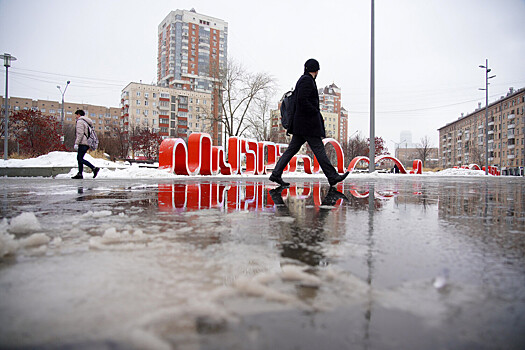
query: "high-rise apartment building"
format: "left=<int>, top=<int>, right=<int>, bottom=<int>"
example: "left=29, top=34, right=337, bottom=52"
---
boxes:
left=157, top=8, right=228, bottom=145
left=319, top=83, right=348, bottom=142
left=438, top=87, right=525, bottom=175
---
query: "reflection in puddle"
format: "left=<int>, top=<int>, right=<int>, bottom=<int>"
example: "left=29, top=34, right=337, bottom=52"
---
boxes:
left=157, top=181, right=398, bottom=213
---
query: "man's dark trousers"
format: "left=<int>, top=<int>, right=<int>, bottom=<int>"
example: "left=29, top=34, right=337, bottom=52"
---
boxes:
left=271, top=134, right=338, bottom=181
left=77, top=144, right=95, bottom=174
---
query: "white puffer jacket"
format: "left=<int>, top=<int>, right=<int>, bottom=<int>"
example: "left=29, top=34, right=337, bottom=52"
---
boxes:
left=74, top=116, right=94, bottom=146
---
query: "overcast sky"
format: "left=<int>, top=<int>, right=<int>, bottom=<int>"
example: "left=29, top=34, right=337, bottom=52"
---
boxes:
left=1, top=0, right=524, bottom=151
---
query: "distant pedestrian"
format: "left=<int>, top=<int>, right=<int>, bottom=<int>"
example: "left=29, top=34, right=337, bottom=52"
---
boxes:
left=72, top=110, right=99, bottom=179
left=392, top=164, right=400, bottom=173
left=269, top=59, right=349, bottom=187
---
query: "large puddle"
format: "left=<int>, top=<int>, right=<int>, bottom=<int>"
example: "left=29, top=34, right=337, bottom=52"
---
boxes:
left=1, top=177, right=524, bottom=349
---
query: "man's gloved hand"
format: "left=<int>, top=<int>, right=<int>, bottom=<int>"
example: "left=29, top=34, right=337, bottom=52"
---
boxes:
left=74, top=144, right=78, bottom=151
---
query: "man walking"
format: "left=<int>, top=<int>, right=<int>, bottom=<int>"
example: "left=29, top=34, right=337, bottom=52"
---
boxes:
left=72, top=110, right=99, bottom=179
left=269, top=59, right=349, bottom=187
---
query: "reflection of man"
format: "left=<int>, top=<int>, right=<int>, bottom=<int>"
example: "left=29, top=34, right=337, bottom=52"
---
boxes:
left=269, top=186, right=348, bottom=266
left=269, top=59, right=349, bottom=188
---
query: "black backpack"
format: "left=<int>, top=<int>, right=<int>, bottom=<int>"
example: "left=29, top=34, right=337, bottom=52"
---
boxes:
left=280, top=89, right=296, bottom=131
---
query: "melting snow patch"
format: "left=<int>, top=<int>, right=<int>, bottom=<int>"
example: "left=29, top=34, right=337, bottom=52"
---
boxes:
left=0, top=231, right=18, bottom=258
left=89, top=227, right=150, bottom=250
left=8, top=212, right=42, bottom=234
left=83, top=210, right=112, bottom=218
left=19, top=233, right=50, bottom=248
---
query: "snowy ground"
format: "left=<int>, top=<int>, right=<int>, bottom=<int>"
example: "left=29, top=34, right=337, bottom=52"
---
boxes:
left=0, top=151, right=489, bottom=179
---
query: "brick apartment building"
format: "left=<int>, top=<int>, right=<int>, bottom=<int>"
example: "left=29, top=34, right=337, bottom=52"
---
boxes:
left=438, top=87, right=525, bottom=174
left=0, top=96, right=121, bottom=137
left=121, top=82, right=213, bottom=141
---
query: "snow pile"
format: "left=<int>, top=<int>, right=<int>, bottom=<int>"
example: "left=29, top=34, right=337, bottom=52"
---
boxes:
left=0, top=151, right=125, bottom=168
left=0, top=212, right=50, bottom=258
left=431, top=168, right=487, bottom=176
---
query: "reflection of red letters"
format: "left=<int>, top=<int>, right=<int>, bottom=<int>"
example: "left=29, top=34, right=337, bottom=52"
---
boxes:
left=158, top=182, right=400, bottom=212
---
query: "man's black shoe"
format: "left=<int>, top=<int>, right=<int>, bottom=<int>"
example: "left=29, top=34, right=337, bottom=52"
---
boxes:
left=269, top=186, right=286, bottom=206
left=93, top=167, right=100, bottom=179
left=328, top=171, right=350, bottom=187
left=322, top=187, right=348, bottom=206
left=269, top=174, right=290, bottom=187
left=71, top=173, right=83, bottom=179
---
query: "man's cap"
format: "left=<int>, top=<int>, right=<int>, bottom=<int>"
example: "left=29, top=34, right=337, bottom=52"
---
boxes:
left=304, top=58, right=320, bottom=72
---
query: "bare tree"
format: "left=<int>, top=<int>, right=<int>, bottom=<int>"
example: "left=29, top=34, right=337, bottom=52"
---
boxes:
left=346, top=133, right=369, bottom=161
left=245, top=88, right=276, bottom=140
left=468, top=142, right=485, bottom=167
left=207, top=59, right=275, bottom=139
left=416, top=136, right=433, bottom=167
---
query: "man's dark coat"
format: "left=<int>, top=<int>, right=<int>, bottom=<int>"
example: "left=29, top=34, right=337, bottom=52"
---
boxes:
left=288, top=73, right=326, bottom=138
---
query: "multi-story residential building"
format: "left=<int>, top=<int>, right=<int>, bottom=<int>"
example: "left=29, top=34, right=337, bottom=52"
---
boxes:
left=270, top=82, right=349, bottom=145
left=121, top=82, right=213, bottom=140
left=319, top=83, right=348, bottom=142
left=157, top=8, right=227, bottom=145
left=0, top=96, right=121, bottom=136
left=438, top=87, right=525, bottom=174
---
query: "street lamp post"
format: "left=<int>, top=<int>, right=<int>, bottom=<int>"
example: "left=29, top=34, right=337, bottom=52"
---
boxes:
left=479, top=59, right=496, bottom=175
left=57, top=80, right=70, bottom=139
left=369, top=0, right=376, bottom=173
left=1, top=53, right=17, bottom=161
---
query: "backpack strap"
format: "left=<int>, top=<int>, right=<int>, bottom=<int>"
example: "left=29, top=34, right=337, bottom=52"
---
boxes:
left=82, top=119, right=92, bottom=139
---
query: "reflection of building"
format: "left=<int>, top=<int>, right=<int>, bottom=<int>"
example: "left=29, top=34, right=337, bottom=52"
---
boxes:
left=438, top=87, right=525, bottom=173
left=0, top=96, right=120, bottom=137
left=157, top=8, right=228, bottom=145
left=121, top=82, right=212, bottom=141
left=438, top=182, right=524, bottom=234
left=270, top=82, right=349, bottom=145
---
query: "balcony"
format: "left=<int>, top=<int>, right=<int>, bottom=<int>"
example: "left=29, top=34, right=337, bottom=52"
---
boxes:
left=508, top=122, right=515, bottom=129
left=488, top=130, right=494, bottom=135
left=507, top=113, right=515, bottom=120
left=508, top=144, right=515, bottom=149
left=508, top=131, right=515, bottom=139
left=508, top=154, right=515, bottom=159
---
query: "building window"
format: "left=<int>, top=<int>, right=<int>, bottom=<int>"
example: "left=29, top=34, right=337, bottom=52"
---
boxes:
left=136, top=92, right=141, bottom=97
